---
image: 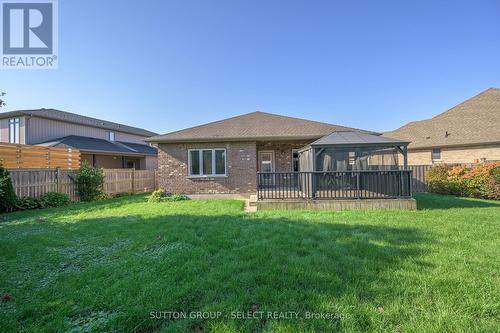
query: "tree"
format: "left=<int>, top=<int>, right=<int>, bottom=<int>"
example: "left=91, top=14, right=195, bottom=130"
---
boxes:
left=0, top=164, right=18, bottom=212
left=75, top=162, right=105, bottom=201
left=0, top=92, right=5, bottom=108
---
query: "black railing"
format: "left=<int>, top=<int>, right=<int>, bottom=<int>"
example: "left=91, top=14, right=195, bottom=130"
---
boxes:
left=257, top=170, right=413, bottom=200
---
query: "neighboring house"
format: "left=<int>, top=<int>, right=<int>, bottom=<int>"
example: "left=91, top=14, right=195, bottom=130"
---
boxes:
left=146, top=111, right=410, bottom=197
left=0, top=109, right=158, bottom=170
left=385, top=88, right=500, bottom=165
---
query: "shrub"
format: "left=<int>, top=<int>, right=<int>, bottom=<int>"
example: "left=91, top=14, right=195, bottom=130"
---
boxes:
left=0, top=165, right=18, bottom=213
left=40, top=192, right=71, bottom=208
left=427, top=162, right=500, bottom=200
left=426, top=165, right=451, bottom=194
left=166, top=194, right=190, bottom=202
left=147, top=189, right=170, bottom=203
left=485, top=165, right=500, bottom=200
left=146, top=190, right=189, bottom=203
left=97, top=192, right=111, bottom=200
left=16, top=196, right=43, bottom=211
left=75, top=162, right=105, bottom=201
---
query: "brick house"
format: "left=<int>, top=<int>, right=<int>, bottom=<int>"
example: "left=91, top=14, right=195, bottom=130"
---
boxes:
left=385, top=88, right=500, bottom=165
left=147, top=112, right=410, bottom=198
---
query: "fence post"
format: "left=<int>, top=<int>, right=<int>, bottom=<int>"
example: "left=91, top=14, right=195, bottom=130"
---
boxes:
left=56, top=167, right=62, bottom=192
left=131, top=169, right=135, bottom=193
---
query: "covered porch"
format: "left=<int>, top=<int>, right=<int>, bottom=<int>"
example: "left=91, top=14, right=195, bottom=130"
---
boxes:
left=257, top=131, right=413, bottom=202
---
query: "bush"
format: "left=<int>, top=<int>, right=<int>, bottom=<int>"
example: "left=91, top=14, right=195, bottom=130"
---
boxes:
left=16, top=196, right=43, bottom=211
left=0, top=165, right=18, bottom=213
left=75, top=162, right=105, bottom=201
left=146, top=190, right=189, bottom=203
left=147, top=189, right=170, bottom=203
left=166, top=194, right=190, bottom=202
left=40, top=192, right=71, bottom=208
left=427, top=162, right=500, bottom=200
left=426, top=165, right=451, bottom=194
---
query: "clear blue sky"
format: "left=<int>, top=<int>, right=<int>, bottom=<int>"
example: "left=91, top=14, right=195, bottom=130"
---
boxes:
left=1, top=0, right=499, bottom=134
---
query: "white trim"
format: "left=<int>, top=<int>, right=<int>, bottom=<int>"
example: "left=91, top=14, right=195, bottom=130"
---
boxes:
left=188, top=148, right=227, bottom=177
left=9, top=118, right=20, bottom=144
left=107, top=131, right=115, bottom=141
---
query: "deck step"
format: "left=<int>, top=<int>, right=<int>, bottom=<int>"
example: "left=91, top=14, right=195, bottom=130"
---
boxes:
left=249, top=195, right=258, bottom=206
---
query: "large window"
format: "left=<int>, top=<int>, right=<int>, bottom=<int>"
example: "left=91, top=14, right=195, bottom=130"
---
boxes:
left=188, top=149, right=226, bottom=176
left=9, top=118, right=20, bottom=144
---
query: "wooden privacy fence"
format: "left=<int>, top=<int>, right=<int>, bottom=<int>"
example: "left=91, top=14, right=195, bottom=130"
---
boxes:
left=408, top=165, right=432, bottom=192
left=0, top=142, right=80, bottom=169
left=103, top=169, right=157, bottom=195
left=8, top=168, right=157, bottom=200
left=8, top=169, right=79, bottom=200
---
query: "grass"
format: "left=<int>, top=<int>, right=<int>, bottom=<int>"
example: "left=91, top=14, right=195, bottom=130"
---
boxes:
left=0, top=193, right=499, bottom=332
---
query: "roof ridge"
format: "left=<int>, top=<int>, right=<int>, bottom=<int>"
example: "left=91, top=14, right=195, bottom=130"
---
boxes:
left=433, top=88, right=499, bottom=119
left=114, top=141, right=139, bottom=153
left=1, top=108, right=158, bottom=137
left=252, top=111, right=372, bottom=132
left=148, top=111, right=263, bottom=139
left=148, top=111, right=376, bottom=141
left=388, top=88, right=498, bottom=132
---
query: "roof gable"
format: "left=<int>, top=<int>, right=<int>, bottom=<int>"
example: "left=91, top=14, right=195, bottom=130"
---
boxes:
left=147, top=111, right=376, bottom=143
left=385, top=88, right=500, bottom=149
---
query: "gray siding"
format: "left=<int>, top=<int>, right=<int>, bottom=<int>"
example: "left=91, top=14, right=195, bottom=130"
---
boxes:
left=26, top=117, right=148, bottom=144
left=0, top=116, right=26, bottom=144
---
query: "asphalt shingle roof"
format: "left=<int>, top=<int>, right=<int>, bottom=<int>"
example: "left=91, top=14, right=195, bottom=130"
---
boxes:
left=0, top=109, right=157, bottom=137
left=385, top=88, right=500, bottom=149
left=37, top=135, right=157, bottom=155
left=146, top=111, right=377, bottom=143
left=310, top=131, right=408, bottom=147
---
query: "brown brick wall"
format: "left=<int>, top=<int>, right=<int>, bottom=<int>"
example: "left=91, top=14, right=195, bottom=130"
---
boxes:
left=157, top=141, right=257, bottom=194
left=407, top=150, right=433, bottom=165
left=408, top=144, right=500, bottom=165
left=256, top=141, right=312, bottom=172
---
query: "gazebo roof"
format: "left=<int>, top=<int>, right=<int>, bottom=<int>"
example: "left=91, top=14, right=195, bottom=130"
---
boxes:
left=308, top=131, right=410, bottom=148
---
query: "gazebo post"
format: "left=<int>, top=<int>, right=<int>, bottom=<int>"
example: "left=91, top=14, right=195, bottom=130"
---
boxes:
left=311, top=148, right=317, bottom=198
left=403, top=145, right=408, bottom=169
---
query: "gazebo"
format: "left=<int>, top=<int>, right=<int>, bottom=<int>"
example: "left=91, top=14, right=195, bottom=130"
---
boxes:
left=299, top=131, right=409, bottom=172
left=257, top=131, right=413, bottom=202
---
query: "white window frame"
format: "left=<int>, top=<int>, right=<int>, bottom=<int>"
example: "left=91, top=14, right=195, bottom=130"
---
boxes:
left=188, top=148, right=227, bottom=177
left=107, top=131, right=115, bottom=141
left=9, top=118, right=20, bottom=144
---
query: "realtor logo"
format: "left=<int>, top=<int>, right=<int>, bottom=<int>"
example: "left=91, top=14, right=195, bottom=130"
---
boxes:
left=1, top=0, right=58, bottom=69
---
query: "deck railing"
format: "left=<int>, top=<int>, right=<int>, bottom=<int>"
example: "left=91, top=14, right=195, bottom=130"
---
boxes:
left=257, top=170, right=413, bottom=200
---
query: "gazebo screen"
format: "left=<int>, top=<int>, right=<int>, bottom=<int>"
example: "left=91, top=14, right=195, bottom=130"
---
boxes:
left=300, top=146, right=402, bottom=172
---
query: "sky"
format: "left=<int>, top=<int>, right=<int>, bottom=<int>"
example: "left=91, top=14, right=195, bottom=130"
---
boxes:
left=1, top=0, right=499, bottom=135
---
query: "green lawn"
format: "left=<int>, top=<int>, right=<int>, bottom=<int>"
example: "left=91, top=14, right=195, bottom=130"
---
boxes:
left=0, top=194, right=499, bottom=332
